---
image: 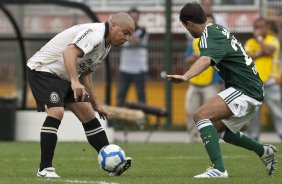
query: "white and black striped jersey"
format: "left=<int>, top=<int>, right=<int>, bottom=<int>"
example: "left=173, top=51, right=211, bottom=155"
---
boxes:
left=27, top=22, right=111, bottom=80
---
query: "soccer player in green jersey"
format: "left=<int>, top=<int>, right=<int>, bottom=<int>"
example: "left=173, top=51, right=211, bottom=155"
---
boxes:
left=166, top=2, right=278, bottom=178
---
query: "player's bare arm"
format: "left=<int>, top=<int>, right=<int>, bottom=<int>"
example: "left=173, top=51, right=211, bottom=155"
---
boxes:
left=166, top=56, right=211, bottom=83
left=80, top=71, right=113, bottom=120
left=63, top=44, right=89, bottom=101
left=254, top=30, right=275, bottom=57
left=249, top=42, right=275, bottom=60
left=185, top=52, right=200, bottom=68
left=259, top=42, right=275, bottom=56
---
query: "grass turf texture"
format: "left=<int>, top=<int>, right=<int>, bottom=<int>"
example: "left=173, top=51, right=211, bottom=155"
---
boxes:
left=0, top=142, right=281, bottom=184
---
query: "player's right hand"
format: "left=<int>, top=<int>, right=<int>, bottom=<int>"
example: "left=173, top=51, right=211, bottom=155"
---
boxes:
left=166, top=74, right=187, bottom=83
left=94, top=104, right=113, bottom=120
left=71, top=81, right=89, bottom=102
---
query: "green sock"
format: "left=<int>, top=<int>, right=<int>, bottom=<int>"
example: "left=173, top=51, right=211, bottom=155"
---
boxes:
left=222, top=129, right=264, bottom=157
left=196, top=119, right=225, bottom=172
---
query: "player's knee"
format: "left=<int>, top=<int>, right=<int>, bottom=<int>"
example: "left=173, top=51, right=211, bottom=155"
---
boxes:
left=46, top=107, right=64, bottom=120
left=193, top=109, right=207, bottom=123
left=78, top=108, right=96, bottom=123
left=82, top=112, right=96, bottom=123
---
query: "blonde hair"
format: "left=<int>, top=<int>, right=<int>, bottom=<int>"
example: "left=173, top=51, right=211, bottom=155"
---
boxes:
left=109, top=12, right=134, bottom=27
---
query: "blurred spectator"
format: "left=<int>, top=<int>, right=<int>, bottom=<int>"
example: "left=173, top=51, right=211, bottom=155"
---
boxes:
left=245, top=17, right=282, bottom=141
left=116, top=8, right=149, bottom=107
left=200, top=0, right=227, bottom=27
left=184, top=14, right=223, bottom=142
left=267, top=20, right=281, bottom=84
left=221, top=0, right=255, bottom=5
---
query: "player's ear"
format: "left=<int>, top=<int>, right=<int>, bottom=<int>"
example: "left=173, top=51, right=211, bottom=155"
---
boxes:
left=186, top=21, right=193, bottom=28
left=110, top=20, right=118, bottom=28
left=181, top=21, right=187, bottom=27
left=182, top=21, right=191, bottom=29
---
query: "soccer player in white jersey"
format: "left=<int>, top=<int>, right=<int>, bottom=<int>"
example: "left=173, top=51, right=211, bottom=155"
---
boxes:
left=167, top=2, right=278, bottom=178
left=27, top=12, right=135, bottom=178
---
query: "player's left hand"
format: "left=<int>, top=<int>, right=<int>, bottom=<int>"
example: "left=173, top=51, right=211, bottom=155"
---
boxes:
left=166, top=74, right=187, bottom=83
left=94, top=104, right=113, bottom=120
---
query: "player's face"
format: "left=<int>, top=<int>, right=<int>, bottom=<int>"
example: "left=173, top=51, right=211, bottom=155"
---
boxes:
left=207, top=17, right=214, bottom=24
left=254, top=20, right=267, bottom=37
left=129, top=12, right=139, bottom=26
left=110, top=22, right=134, bottom=46
left=182, top=21, right=201, bottom=38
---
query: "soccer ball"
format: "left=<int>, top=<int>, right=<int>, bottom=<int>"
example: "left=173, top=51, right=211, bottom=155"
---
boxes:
left=98, top=144, right=126, bottom=173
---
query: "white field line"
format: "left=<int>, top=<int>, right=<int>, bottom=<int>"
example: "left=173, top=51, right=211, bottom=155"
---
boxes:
left=50, top=179, right=119, bottom=184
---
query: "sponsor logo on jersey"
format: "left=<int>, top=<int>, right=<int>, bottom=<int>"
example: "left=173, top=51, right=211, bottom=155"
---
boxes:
left=50, top=92, right=60, bottom=103
left=75, top=29, right=93, bottom=44
left=93, top=42, right=101, bottom=49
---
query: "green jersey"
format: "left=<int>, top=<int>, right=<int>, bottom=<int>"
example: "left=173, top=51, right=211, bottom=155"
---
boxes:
left=199, top=23, right=264, bottom=101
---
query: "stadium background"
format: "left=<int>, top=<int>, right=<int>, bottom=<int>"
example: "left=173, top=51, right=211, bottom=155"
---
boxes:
left=0, top=0, right=281, bottom=130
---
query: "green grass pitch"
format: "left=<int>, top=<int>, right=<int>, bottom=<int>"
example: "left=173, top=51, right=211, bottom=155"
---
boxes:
left=0, top=142, right=281, bottom=184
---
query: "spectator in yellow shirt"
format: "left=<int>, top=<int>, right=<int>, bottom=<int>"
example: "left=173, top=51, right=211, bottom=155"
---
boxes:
left=245, top=17, right=282, bottom=141
left=184, top=14, right=223, bottom=142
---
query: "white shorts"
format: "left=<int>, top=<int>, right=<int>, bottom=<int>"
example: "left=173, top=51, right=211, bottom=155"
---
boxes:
left=218, top=87, right=262, bottom=133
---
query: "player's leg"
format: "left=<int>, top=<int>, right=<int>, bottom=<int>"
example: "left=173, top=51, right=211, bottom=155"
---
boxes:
left=217, top=93, right=263, bottom=154
left=117, top=72, right=131, bottom=106
left=134, top=72, right=146, bottom=104
left=217, top=87, right=278, bottom=175
left=202, top=84, right=220, bottom=102
left=66, top=102, right=132, bottom=175
left=37, top=107, right=63, bottom=177
left=247, top=107, right=261, bottom=140
left=220, top=123, right=278, bottom=175
left=192, top=94, right=233, bottom=178
left=264, top=84, right=282, bottom=140
left=66, top=102, right=109, bottom=152
left=185, top=85, right=201, bottom=142
left=27, top=67, right=66, bottom=177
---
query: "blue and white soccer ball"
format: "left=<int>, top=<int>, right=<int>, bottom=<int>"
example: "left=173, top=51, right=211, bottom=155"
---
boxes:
left=98, top=144, right=126, bottom=173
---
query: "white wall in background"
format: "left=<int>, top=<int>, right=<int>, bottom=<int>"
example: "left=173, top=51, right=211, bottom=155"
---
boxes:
left=15, top=110, right=114, bottom=142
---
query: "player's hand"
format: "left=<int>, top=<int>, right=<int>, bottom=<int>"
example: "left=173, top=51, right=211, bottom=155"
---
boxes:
left=166, top=74, right=187, bottom=83
left=94, top=104, right=113, bottom=120
left=71, top=81, right=89, bottom=102
left=254, top=30, right=263, bottom=42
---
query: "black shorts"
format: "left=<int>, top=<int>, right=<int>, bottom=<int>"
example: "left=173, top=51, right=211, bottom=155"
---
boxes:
left=27, top=67, right=89, bottom=112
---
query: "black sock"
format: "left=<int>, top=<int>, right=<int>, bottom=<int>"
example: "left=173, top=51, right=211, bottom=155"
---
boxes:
left=83, top=118, right=109, bottom=152
left=39, top=116, right=61, bottom=171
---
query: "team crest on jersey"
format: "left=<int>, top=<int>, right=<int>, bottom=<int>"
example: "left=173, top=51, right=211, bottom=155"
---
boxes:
left=82, top=42, right=91, bottom=50
left=50, top=92, right=60, bottom=103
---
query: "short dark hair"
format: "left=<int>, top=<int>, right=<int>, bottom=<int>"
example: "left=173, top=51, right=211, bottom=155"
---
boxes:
left=253, top=17, right=266, bottom=26
left=205, top=13, right=215, bottom=23
left=129, top=7, right=140, bottom=14
left=267, top=20, right=279, bottom=34
left=179, top=2, right=207, bottom=24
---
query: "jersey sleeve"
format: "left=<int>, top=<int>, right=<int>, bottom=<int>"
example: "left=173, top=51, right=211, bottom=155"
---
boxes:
left=72, top=29, right=103, bottom=56
left=199, top=36, right=226, bottom=65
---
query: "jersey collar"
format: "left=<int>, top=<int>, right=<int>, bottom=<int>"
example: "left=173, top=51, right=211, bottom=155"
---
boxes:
left=104, top=22, right=109, bottom=39
left=104, top=22, right=110, bottom=48
left=206, top=23, right=213, bottom=27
